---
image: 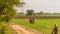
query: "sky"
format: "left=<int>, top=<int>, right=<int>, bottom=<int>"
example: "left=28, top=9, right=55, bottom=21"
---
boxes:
left=15, top=0, right=60, bottom=13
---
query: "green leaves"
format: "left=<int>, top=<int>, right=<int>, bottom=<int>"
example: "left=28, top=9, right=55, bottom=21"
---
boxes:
left=0, top=0, right=24, bottom=34
left=26, top=10, right=34, bottom=16
left=0, top=0, right=23, bottom=22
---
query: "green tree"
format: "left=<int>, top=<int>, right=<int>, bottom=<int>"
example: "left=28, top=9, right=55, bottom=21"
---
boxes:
left=26, top=9, right=34, bottom=16
left=0, top=0, right=25, bottom=22
left=0, top=0, right=24, bottom=34
left=40, top=11, right=43, bottom=14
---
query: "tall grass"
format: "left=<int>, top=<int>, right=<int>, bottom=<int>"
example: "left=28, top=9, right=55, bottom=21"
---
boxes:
left=0, top=22, right=11, bottom=34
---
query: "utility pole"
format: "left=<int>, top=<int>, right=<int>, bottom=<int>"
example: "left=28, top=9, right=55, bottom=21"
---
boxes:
left=21, top=0, right=24, bottom=14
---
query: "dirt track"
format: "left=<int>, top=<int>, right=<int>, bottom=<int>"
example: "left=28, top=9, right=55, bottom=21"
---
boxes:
left=11, top=24, right=43, bottom=34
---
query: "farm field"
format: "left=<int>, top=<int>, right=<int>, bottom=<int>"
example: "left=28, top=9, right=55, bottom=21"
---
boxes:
left=12, top=19, right=60, bottom=34
left=17, top=14, right=60, bottom=16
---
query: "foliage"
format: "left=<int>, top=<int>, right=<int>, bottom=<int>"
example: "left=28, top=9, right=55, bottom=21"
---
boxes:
left=0, top=0, right=24, bottom=22
left=26, top=9, right=34, bottom=16
left=0, top=22, right=10, bottom=34
left=0, top=0, right=24, bottom=34
left=13, top=19, right=60, bottom=34
left=40, top=11, right=43, bottom=14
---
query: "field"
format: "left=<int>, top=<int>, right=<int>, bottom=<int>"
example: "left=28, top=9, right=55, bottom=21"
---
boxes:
left=12, top=19, right=60, bottom=34
left=17, top=13, right=60, bottom=16
left=14, top=14, right=60, bottom=19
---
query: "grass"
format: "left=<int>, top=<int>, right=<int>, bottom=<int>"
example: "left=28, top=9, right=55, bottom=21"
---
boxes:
left=0, top=22, right=17, bottom=34
left=12, top=19, right=60, bottom=34
left=39, top=14, right=60, bottom=16
left=17, top=13, right=60, bottom=16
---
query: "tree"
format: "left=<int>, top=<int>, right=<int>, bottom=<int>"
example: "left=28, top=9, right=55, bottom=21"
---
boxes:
left=26, top=9, right=34, bottom=16
left=0, top=0, right=24, bottom=34
left=0, top=0, right=24, bottom=22
left=40, top=11, right=43, bottom=14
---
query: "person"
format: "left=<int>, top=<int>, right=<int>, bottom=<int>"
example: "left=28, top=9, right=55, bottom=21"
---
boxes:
left=52, top=24, right=58, bottom=34
left=29, top=17, right=34, bottom=24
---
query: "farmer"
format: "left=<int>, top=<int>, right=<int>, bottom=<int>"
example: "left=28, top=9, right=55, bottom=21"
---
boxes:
left=52, top=24, right=58, bottom=34
left=29, top=17, right=34, bottom=24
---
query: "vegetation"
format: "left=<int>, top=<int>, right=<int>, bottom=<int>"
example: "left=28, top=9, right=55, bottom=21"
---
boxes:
left=0, top=0, right=24, bottom=34
left=0, top=0, right=23, bottom=22
left=26, top=9, right=34, bottom=16
left=12, top=19, right=60, bottom=34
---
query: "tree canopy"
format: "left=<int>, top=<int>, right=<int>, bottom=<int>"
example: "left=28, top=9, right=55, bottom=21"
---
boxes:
left=26, top=9, right=34, bottom=16
left=0, top=0, right=25, bottom=34
left=0, top=0, right=24, bottom=22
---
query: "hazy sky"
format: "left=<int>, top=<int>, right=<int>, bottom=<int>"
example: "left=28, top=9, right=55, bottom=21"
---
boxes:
left=15, top=0, right=60, bottom=13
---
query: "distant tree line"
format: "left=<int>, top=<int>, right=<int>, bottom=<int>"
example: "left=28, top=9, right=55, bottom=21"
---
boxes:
left=17, top=9, right=60, bottom=16
left=26, top=10, right=60, bottom=16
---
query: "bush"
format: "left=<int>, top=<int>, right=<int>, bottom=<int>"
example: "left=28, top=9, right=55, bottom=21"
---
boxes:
left=0, top=22, right=10, bottom=34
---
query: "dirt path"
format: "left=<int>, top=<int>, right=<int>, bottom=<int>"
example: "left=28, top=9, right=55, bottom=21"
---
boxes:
left=11, top=24, right=43, bottom=34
